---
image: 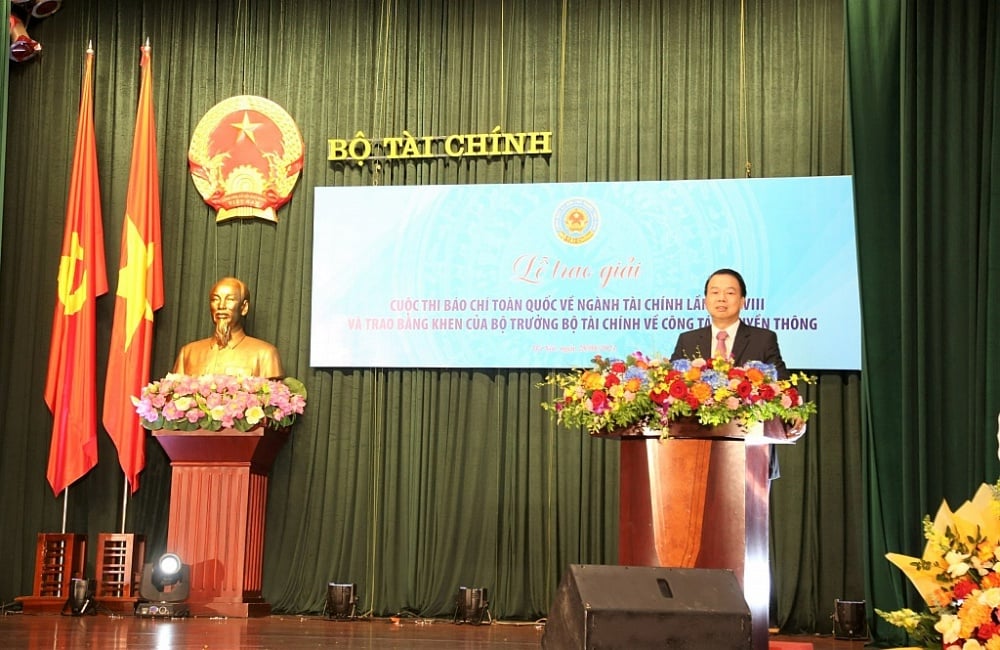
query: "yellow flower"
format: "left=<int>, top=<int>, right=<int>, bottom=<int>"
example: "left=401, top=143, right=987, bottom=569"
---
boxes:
left=875, top=607, right=922, bottom=632
left=958, top=597, right=991, bottom=638
left=581, top=370, right=605, bottom=391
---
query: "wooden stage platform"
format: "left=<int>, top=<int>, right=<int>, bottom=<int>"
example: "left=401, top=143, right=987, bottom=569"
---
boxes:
left=0, top=611, right=871, bottom=649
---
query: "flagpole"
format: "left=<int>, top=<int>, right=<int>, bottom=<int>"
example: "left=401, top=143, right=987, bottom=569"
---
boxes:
left=62, top=489, right=68, bottom=533
left=120, top=481, right=128, bottom=533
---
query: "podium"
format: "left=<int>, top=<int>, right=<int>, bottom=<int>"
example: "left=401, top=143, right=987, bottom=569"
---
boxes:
left=604, top=418, right=791, bottom=650
left=153, top=426, right=289, bottom=617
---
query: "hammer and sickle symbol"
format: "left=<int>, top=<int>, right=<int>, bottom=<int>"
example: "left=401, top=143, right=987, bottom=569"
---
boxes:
left=57, top=232, right=88, bottom=315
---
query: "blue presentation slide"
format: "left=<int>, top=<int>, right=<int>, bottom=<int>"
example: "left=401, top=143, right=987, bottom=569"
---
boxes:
left=311, top=176, right=860, bottom=369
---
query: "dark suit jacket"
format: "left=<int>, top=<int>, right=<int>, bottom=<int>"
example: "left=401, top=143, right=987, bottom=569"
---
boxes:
left=670, top=320, right=791, bottom=479
left=670, top=321, right=789, bottom=380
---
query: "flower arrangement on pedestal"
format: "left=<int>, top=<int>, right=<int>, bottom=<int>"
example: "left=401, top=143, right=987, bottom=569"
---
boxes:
left=539, top=351, right=815, bottom=436
left=877, top=482, right=1000, bottom=649
left=133, top=373, right=307, bottom=432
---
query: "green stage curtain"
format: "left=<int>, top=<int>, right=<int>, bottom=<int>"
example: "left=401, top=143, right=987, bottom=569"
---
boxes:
left=0, top=23, right=7, bottom=271
left=0, top=0, right=861, bottom=627
left=847, top=0, right=1000, bottom=644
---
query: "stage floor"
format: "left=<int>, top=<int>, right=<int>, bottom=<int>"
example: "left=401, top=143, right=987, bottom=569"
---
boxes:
left=0, top=612, right=870, bottom=649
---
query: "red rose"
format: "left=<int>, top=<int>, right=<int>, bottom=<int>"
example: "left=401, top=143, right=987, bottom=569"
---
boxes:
left=736, top=380, right=752, bottom=398
left=685, top=396, right=700, bottom=409
left=605, top=373, right=621, bottom=388
left=786, top=387, right=800, bottom=405
left=591, top=390, right=608, bottom=413
left=649, top=389, right=669, bottom=405
left=758, top=385, right=776, bottom=401
left=669, top=379, right=689, bottom=399
left=611, top=361, right=627, bottom=373
left=729, top=368, right=746, bottom=379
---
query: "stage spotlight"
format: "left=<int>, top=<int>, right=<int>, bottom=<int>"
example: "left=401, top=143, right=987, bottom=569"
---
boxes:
left=325, top=582, right=358, bottom=620
left=62, top=578, right=95, bottom=616
left=832, top=599, right=869, bottom=640
left=9, top=0, right=62, bottom=18
left=136, top=553, right=191, bottom=618
left=8, top=15, right=41, bottom=63
left=453, top=586, right=491, bottom=625
left=29, top=0, right=62, bottom=18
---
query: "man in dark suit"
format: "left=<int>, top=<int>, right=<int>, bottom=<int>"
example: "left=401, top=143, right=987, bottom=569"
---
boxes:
left=671, top=268, right=803, bottom=476
left=670, top=268, right=789, bottom=378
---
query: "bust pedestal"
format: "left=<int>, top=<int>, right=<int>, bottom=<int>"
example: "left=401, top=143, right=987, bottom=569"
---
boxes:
left=153, top=426, right=289, bottom=617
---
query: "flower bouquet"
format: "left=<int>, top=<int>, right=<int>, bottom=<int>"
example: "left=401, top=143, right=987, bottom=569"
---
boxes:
left=877, top=482, right=1000, bottom=649
left=133, top=373, right=307, bottom=432
left=539, top=351, right=815, bottom=437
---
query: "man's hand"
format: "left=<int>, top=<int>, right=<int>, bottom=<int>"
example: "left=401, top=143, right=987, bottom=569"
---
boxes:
left=786, top=418, right=806, bottom=440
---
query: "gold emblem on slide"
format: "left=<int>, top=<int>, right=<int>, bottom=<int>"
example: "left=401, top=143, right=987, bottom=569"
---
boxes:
left=553, top=198, right=599, bottom=245
left=57, top=231, right=87, bottom=315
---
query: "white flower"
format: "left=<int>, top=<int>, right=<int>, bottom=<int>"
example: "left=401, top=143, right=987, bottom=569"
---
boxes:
left=935, top=613, right=962, bottom=644
left=244, top=405, right=265, bottom=425
left=979, top=587, right=1000, bottom=608
left=946, top=550, right=972, bottom=577
left=173, top=396, right=196, bottom=412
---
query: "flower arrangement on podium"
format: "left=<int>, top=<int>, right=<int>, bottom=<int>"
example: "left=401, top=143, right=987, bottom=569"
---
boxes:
left=877, top=481, right=1000, bottom=649
left=133, top=373, right=307, bottom=432
left=539, top=351, right=815, bottom=436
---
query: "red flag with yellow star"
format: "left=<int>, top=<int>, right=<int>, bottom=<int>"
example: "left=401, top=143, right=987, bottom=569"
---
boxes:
left=102, top=43, right=163, bottom=493
left=45, top=46, right=108, bottom=496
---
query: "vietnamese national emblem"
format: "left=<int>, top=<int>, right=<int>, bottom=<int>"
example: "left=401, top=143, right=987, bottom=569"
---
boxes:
left=188, top=95, right=304, bottom=223
left=552, top=198, right=599, bottom=245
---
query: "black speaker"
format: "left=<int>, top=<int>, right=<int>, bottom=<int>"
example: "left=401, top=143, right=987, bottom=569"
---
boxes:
left=542, top=565, right=751, bottom=650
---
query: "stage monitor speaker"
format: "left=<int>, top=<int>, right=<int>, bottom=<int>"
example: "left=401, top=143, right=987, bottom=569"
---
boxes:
left=542, top=565, right=751, bottom=650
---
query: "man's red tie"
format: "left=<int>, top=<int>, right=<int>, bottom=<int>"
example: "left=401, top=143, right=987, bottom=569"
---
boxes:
left=715, top=331, right=728, bottom=359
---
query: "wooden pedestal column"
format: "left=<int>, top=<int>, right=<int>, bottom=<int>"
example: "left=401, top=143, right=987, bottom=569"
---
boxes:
left=610, top=418, right=788, bottom=650
left=153, top=426, right=289, bottom=618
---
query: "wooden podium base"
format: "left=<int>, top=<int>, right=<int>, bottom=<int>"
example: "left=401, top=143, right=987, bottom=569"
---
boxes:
left=614, top=421, right=779, bottom=650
